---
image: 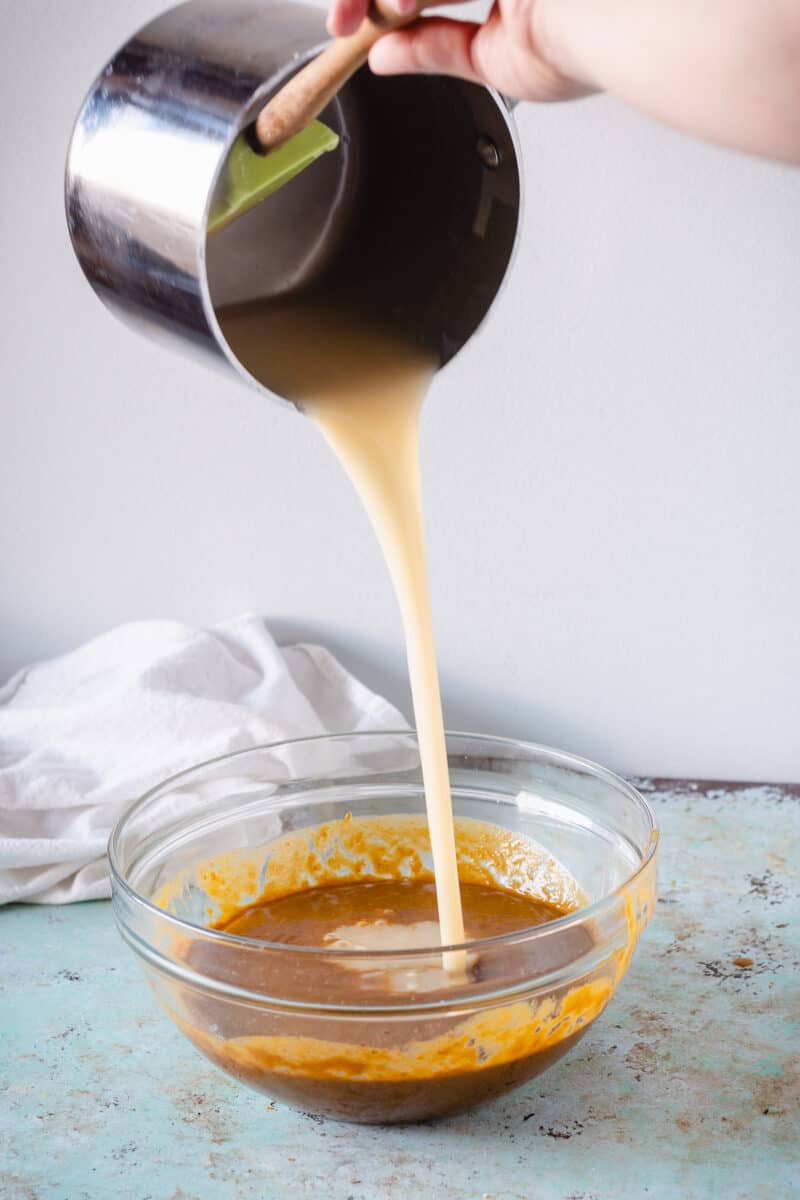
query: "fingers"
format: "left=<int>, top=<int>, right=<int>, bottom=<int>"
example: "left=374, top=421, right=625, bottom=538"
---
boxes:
left=327, top=0, right=424, bottom=39
left=369, top=18, right=485, bottom=83
left=327, top=0, right=370, bottom=38
left=368, top=12, right=593, bottom=101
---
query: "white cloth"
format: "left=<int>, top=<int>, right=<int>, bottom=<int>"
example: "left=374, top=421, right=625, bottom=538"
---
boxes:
left=0, top=616, right=405, bottom=906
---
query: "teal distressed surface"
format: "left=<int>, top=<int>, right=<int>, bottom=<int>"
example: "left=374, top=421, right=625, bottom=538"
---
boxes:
left=1, top=782, right=798, bottom=1200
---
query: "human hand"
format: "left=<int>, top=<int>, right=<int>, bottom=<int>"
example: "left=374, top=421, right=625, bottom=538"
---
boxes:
left=327, top=0, right=800, bottom=165
left=326, top=0, right=593, bottom=103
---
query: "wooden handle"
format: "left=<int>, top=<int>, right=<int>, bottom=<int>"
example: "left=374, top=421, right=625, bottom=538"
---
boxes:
left=255, top=3, right=423, bottom=152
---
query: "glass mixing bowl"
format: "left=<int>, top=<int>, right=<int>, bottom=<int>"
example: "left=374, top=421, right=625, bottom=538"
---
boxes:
left=109, top=732, right=657, bottom=1124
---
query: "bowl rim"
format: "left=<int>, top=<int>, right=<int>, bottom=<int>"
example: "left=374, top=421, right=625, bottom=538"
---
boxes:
left=108, top=729, right=659, bottom=961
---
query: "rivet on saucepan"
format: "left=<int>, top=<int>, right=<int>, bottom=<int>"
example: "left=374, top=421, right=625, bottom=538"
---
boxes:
left=477, top=135, right=501, bottom=169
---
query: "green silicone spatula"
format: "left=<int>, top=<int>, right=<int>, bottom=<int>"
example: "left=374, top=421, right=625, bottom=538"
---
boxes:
left=208, top=119, right=340, bottom=235
left=207, top=2, right=424, bottom=234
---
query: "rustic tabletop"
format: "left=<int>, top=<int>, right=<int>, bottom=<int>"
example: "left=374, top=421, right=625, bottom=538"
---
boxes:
left=1, top=780, right=798, bottom=1200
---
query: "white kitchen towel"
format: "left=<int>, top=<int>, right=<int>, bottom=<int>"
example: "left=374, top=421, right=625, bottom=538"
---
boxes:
left=0, top=616, right=405, bottom=906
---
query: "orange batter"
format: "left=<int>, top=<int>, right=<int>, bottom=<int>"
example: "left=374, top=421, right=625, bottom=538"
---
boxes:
left=219, top=878, right=566, bottom=944
left=154, top=814, right=655, bottom=1123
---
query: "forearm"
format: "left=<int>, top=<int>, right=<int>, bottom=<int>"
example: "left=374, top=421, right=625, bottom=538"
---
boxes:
left=535, top=0, right=800, bottom=163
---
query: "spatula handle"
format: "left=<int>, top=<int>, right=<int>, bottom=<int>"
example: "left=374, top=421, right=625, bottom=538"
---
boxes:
left=255, top=2, right=424, bottom=152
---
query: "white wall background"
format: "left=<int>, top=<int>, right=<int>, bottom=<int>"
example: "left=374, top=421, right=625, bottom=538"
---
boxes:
left=2, top=0, right=799, bottom=782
